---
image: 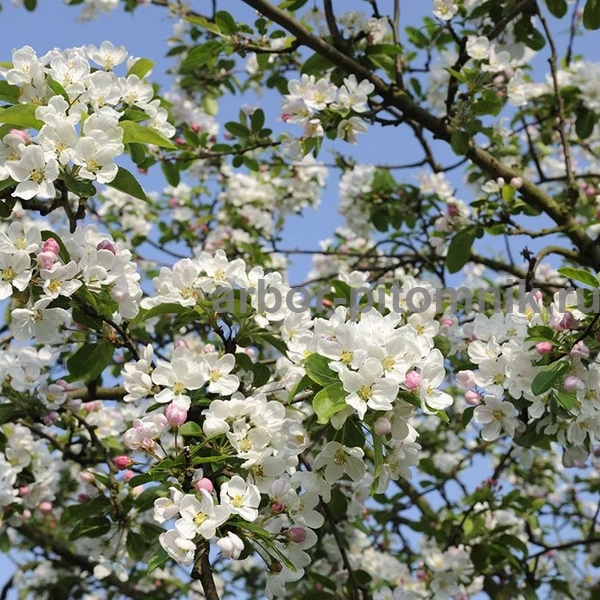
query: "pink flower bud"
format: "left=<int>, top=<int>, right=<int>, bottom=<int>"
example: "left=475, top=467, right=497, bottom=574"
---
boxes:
left=373, top=417, right=391, bottom=436
left=43, top=412, right=58, bottom=425
left=122, top=470, right=135, bottom=483
left=165, top=403, right=188, bottom=427
left=97, top=240, right=117, bottom=255
left=456, top=370, right=476, bottom=389
left=18, top=486, right=29, bottom=496
left=510, top=177, right=523, bottom=189
left=570, top=341, right=590, bottom=359
left=465, top=390, right=481, bottom=406
left=39, top=501, right=52, bottom=515
left=559, top=311, right=578, bottom=331
left=447, top=203, right=459, bottom=217
left=80, top=472, right=95, bottom=484
left=271, top=502, right=284, bottom=514
left=10, top=128, right=30, bottom=144
left=114, top=456, right=133, bottom=471
left=37, top=251, right=57, bottom=270
left=536, top=341, right=553, bottom=355
left=286, top=526, right=307, bottom=543
left=83, top=400, right=102, bottom=411
left=21, top=509, right=31, bottom=520
left=564, top=375, right=584, bottom=392
left=67, top=399, right=82, bottom=412
left=191, top=123, right=201, bottom=133
left=534, top=291, right=543, bottom=302
left=440, top=318, right=454, bottom=327
left=403, top=370, right=422, bottom=391
left=174, top=338, right=188, bottom=348
left=42, top=238, right=60, bottom=254
left=194, top=478, right=214, bottom=494
left=77, top=494, right=90, bottom=503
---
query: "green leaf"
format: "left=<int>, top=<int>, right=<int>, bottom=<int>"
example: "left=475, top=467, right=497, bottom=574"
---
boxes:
left=225, top=121, right=249, bottom=139
left=545, top=0, right=568, bottom=17
left=126, top=58, right=155, bottom=79
left=67, top=341, right=114, bottom=382
left=446, top=226, right=476, bottom=273
left=47, top=77, right=69, bottom=101
left=304, top=354, right=338, bottom=387
left=180, top=40, right=223, bottom=72
left=120, top=120, right=177, bottom=150
left=557, top=267, right=599, bottom=287
left=502, top=185, right=516, bottom=202
left=0, top=104, right=43, bottom=129
left=575, top=106, right=597, bottom=139
left=69, top=516, right=111, bottom=540
left=462, top=406, right=476, bottom=427
left=450, top=130, right=470, bottom=155
left=24, top=0, right=36, bottom=10
left=301, top=52, right=335, bottom=76
left=531, top=360, right=570, bottom=396
left=583, top=0, right=600, bottom=29
left=215, top=11, right=237, bottom=35
left=63, top=172, right=96, bottom=198
left=161, top=160, right=180, bottom=187
left=126, top=530, right=148, bottom=561
left=147, top=548, right=170, bottom=574
left=136, top=303, right=190, bottom=323
left=178, top=422, right=203, bottom=436
left=313, top=382, right=347, bottom=424
left=555, top=389, right=577, bottom=411
left=0, top=403, right=21, bottom=425
left=0, top=81, right=19, bottom=104
left=251, top=362, right=271, bottom=387
left=251, top=108, right=265, bottom=132
left=289, top=374, right=314, bottom=402
left=106, top=166, right=148, bottom=202
left=184, top=14, right=222, bottom=36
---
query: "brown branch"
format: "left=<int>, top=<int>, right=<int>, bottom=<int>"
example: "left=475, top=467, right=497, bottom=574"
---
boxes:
left=191, top=542, right=220, bottom=600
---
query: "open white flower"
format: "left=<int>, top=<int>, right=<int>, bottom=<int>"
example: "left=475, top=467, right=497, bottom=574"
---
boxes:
left=313, top=441, right=365, bottom=485
left=220, top=475, right=261, bottom=522
left=175, top=491, right=230, bottom=540
left=5, top=145, right=59, bottom=199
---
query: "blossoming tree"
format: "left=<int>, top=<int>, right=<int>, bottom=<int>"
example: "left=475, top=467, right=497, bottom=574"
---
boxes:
left=2, top=0, right=600, bottom=598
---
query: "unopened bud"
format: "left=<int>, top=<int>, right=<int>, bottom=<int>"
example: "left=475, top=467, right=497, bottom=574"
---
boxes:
left=165, top=403, right=188, bottom=427
left=535, top=341, right=553, bottom=355
left=403, top=370, right=422, bottom=391
left=286, top=526, right=307, bottom=543
left=42, top=238, right=60, bottom=254
left=464, top=390, right=481, bottom=406
left=570, top=341, right=590, bottom=359
left=194, top=478, right=214, bottom=494
left=114, top=455, right=133, bottom=471
left=373, top=417, right=391, bottom=436
left=564, top=375, right=584, bottom=392
left=97, top=240, right=117, bottom=255
left=271, top=502, right=284, bottom=514
left=39, top=501, right=52, bottom=515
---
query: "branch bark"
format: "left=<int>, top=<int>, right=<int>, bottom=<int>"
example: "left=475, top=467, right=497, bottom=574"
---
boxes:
left=191, top=541, right=220, bottom=600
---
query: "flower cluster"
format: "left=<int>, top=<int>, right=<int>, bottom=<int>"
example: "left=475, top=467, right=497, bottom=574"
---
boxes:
left=281, top=73, right=374, bottom=144
left=0, top=42, right=174, bottom=201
